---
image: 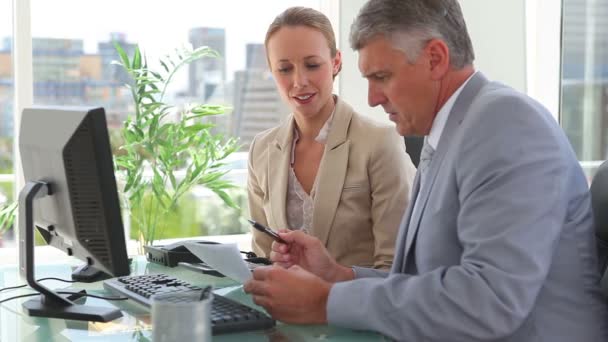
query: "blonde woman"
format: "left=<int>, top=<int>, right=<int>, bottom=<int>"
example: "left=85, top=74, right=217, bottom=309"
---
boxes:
left=247, top=7, right=416, bottom=269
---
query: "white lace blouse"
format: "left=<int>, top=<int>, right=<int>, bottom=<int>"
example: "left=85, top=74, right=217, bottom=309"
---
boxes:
left=285, top=110, right=335, bottom=232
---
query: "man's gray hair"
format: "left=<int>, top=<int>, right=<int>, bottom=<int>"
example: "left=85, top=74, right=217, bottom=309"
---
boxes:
left=350, top=0, right=475, bottom=68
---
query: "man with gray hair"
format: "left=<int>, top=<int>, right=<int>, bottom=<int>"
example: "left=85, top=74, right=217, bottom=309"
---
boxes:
left=244, top=0, right=608, bottom=340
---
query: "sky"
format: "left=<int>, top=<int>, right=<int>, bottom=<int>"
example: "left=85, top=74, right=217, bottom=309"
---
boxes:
left=0, top=0, right=320, bottom=81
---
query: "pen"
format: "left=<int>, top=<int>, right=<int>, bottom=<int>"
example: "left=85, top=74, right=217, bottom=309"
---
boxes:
left=247, top=219, right=287, bottom=244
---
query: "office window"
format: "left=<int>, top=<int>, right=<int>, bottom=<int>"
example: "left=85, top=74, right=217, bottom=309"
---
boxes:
left=561, top=0, right=608, bottom=178
left=25, top=0, right=319, bottom=245
left=0, top=0, right=14, bottom=249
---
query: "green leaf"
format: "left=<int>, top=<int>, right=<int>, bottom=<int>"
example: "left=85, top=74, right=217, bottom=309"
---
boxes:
left=151, top=177, right=169, bottom=210
left=132, top=45, right=142, bottom=69
left=189, top=104, right=226, bottom=117
left=183, top=123, right=214, bottom=134
left=175, top=47, right=184, bottom=60
left=152, top=168, right=163, bottom=186
left=132, top=172, right=144, bottom=192
left=124, top=128, right=137, bottom=144
left=169, top=173, right=177, bottom=190
left=149, top=115, right=160, bottom=138
left=0, top=201, right=18, bottom=233
left=191, top=164, right=204, bottom=180
left=141, top=103, right=162, bottom=116
left=213, top=189, right=238, bottom=209
left=150, top=71, right=164, bottom=83
left=159, top=59, right=170, bottom=73
left=123, top=175, right=134, bottom=192
left=133, top=125, right=145, bottom=140
left=129, top=188, right=143, bottom=206
left=199, top=171, right=225, bottom=184
left=113, top=41, right=131, bottom=68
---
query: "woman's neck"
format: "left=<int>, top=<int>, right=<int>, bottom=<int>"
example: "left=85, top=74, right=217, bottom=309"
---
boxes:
left=294, top=96, right=336, bottom=141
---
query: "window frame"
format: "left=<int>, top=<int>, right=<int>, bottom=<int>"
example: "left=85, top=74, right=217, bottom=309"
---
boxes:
left=12, top=0, right=32, bottom=201
left=525, top=0, right=562, bottom=121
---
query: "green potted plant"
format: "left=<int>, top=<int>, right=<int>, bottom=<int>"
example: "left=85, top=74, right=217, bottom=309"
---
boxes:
left=0, top=154, right=17, bottom=243
left=0, top=44, right=239, bottom=251
left=0, top=201, right=17, bottom=243
left=112, top=42, right=240, bottom=253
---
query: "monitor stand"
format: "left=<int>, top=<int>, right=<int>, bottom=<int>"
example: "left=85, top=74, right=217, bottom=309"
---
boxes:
left=19, top=181, right=123, bottom=322
left=71, top=264, right=111, bottom=283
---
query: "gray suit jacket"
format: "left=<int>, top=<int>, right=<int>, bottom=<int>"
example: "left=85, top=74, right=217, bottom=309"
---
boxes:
left=327, top=73, right=608, bottom=341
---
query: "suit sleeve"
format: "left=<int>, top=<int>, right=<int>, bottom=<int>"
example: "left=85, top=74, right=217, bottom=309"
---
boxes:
left=247, top=136, right=273, bottom=257
left=327, top=95, right=572, bottom=341
left=368, top=127, right=417, bottom=269
left=353, top=266, right=390, bottom=279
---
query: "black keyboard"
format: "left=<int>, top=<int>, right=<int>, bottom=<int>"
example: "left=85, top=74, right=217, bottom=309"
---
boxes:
left=103, top=274, right=275, bottom=335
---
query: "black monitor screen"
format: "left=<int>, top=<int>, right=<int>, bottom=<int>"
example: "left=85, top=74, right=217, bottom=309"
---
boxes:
left=18, top=106, right=130, bottom=322
left=19, top=106, right=129, bottom=278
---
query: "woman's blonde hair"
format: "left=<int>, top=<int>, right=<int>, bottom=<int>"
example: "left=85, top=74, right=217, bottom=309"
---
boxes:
left=265, top=6, right=342, bottom=77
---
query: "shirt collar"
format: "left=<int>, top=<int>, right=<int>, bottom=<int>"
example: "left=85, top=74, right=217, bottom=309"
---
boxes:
left=290, top=102, right=336, bottom=165
left=427, top=71, right=477, bottom=149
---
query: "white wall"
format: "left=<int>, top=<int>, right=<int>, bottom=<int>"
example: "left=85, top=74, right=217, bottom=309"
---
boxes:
left=336, top=0, right=530, bottom=123
left=337, top=0, right=386, bottom=122
left=460, top=0, right=527, bottom=93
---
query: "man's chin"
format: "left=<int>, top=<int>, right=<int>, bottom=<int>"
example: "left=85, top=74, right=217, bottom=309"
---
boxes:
left=395, top=124, right=410, bottom=137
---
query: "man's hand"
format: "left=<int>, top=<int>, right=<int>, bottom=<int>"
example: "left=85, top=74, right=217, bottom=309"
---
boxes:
left=270, top=230, right=354, bottom=283
left=243, top=265, right=331, bottom=324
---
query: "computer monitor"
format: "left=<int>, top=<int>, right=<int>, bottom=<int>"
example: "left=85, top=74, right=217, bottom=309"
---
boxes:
left=18, top=106, right=130, bottom=322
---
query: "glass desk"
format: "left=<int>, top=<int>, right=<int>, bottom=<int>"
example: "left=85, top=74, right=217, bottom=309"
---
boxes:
left=0, top=256, right=386, bottom=341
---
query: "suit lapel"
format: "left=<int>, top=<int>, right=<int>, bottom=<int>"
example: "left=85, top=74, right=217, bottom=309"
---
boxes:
left=267, top=117, right=294, bottom=230
left=402, top=72, right=490, bottom=263
left=311, top=98, right=352, bottom=245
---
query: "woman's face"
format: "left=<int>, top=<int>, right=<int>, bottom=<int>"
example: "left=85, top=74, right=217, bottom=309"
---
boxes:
left=266, top=25, right=341, bottom=120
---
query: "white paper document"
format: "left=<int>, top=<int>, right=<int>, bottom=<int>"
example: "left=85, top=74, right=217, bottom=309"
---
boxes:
left=184, top=242, right=252, bottom=283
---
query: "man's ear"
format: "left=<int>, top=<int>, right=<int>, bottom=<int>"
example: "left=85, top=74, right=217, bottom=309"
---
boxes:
left=425, top=39, right=450, bottom=80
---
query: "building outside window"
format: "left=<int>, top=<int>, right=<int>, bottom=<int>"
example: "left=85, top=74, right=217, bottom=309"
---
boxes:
left=0, top=0, right=320, bottom=251
left=561, top=0, right=608, bottom=178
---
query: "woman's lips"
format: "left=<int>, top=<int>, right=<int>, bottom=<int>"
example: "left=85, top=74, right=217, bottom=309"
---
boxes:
left=293, top=93, right=315, bottom=105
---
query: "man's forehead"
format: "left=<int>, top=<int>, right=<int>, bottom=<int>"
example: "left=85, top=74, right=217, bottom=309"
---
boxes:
left=358, top=43, right=395, bottom=73
left=359, top=63, right=388, bottom=77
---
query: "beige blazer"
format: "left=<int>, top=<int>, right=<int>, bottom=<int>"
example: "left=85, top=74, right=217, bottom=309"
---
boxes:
left=247, top=97, right=416, bottom=269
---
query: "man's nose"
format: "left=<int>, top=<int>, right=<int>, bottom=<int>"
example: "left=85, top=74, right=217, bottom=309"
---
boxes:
left=368, top=84, right=386, bottom=107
